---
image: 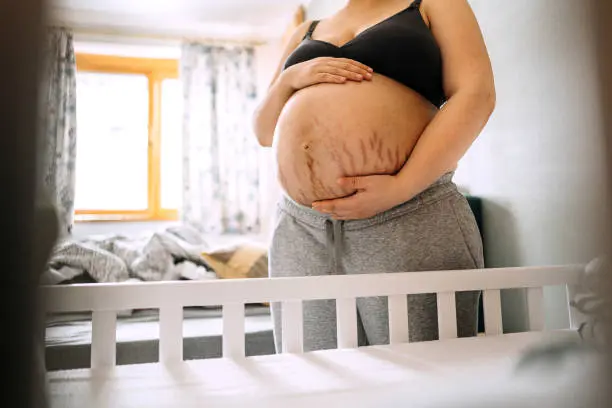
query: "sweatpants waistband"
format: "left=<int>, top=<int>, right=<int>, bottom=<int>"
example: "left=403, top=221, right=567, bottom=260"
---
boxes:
left=278, top=171, right=458, bottom=232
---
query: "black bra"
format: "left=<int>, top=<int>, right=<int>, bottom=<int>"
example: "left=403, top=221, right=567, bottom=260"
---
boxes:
left=283, top=0, right=446, bottom=108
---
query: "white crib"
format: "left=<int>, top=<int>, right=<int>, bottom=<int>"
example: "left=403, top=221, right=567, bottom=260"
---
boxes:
left=42, top=265, right=586, bottom=408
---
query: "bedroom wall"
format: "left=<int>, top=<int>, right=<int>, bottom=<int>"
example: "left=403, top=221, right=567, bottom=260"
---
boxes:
left=305, top=0, right=347, bottom=20
left=453, top=0, right=610, bottom=331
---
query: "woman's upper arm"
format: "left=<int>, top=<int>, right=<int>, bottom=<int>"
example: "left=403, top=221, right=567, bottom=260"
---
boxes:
left=423, top=0, right=495, bottom=100
left=267, top=20, right=313, bottom=88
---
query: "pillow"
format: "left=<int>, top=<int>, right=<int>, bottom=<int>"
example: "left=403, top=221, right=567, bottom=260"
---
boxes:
left=570, top=256, right=611, bottom=346
left=201, top=243, right=269, bottom=306
left=201, top=243, right=268, bottom=280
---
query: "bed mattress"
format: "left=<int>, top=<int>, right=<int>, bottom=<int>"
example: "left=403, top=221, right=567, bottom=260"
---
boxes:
left=48, top=330, right=602, bottom=408
left=45, top=305, right=275, bottom=370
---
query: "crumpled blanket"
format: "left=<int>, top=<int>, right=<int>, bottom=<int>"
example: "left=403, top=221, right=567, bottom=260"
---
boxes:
left=569, top=256, right=611, bottom=347
left=40, top=225, right=217, bottom=285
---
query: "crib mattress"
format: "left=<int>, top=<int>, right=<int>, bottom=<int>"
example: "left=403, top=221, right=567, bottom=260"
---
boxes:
left=48, top=330, right=595, bottom=408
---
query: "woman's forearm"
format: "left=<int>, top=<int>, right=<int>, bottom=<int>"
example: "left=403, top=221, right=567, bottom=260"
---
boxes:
left=252, top=73, right=295, bottom=147
left=395, top=86, right=496, bottom=202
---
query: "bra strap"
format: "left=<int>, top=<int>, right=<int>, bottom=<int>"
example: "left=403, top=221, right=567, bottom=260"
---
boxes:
left=303, top=20, right=320, bottom=39
left=410, top=0, right=422, bottom=8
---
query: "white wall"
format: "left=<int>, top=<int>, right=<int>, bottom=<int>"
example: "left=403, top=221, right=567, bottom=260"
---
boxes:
left=50, top=0, right=303, bottom=43
left=305, top=0, right=347, bottom=20
left=454, top=0, right=610, bottom=331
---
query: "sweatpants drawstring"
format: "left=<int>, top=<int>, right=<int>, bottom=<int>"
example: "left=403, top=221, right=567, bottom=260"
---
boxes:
left=324, top=219, right=344, bottom=274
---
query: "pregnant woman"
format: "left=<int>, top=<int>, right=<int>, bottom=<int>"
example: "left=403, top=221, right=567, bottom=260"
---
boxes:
left=253, top=0, right=495, bottom=351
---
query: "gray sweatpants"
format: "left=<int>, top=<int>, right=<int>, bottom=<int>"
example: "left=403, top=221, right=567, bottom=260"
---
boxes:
left=269, top=172, right=483, bottom=353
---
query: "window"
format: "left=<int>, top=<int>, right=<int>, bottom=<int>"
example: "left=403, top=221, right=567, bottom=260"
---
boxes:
left=74, top=54, right=182, bottom=222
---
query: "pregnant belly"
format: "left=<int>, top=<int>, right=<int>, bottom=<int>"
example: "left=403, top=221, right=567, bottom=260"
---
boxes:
left=273, top=74, right=438, bottom=206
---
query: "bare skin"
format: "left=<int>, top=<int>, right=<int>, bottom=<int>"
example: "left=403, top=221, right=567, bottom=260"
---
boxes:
left=252, top=0, right=495, bottom=216
left=273, top=75, right=437, bottom=205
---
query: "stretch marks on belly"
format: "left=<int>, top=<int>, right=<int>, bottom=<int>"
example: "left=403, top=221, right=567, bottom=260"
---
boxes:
left=279, top=130, right=407, bottom=203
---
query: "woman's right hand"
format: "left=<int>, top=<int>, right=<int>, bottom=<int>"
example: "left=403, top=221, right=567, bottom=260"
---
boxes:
left=281, top=57, right=373, bottom=91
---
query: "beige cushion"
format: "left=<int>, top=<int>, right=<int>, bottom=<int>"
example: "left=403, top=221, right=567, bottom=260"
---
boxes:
left=201, top=243, right=268, bottom=280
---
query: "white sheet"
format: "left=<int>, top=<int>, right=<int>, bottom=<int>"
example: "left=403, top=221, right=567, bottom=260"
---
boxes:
left=48, top=330, right=598, bottom=408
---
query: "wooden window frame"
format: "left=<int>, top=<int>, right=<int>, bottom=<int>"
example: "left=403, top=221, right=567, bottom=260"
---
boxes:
left=74, top=53, right=179, bottom=222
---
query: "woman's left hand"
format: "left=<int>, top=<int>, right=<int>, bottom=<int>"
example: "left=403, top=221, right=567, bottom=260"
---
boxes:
left=311, top=175, right=407, bottom=220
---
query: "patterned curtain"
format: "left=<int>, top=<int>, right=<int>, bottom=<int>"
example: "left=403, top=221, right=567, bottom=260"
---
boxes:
left=39, top=28, right=77, bottom=237
left=180, top=43, right=260, bottom=234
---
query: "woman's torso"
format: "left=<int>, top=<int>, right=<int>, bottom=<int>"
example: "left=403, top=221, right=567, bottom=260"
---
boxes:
left=275, top=1, right=444, bottom=206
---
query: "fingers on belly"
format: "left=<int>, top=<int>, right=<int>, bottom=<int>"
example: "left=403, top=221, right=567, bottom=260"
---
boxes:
left=278, top=131, right=408, bottom=203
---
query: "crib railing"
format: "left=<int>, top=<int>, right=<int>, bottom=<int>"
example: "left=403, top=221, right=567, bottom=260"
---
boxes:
left=41, top=265, right=583, bottom=369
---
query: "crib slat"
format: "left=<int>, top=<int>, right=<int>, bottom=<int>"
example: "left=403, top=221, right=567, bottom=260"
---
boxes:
left=483, top=289, right=503, bottom=335
left=336, top=298, right=358, bottom=348
left=527, top=287, right=545, bottom=331
left=223, top=303, right=245, bottom=359
left=159, top=305, right=183, bottom=365
left=437, top=292, right=457, bottom=340
left=282, top=300, right=304, bottom=353
left=388, top=295, right=409, bottom=344
left=91, top=311, right=116, bottom=368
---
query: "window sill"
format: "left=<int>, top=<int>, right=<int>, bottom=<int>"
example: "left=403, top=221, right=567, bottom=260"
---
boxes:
left=74, top=211, right=178, bottom=223
left=72, top=219, right=180, bottom=238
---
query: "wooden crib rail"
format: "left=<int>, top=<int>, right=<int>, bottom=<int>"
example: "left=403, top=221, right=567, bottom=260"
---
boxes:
left=41, top=265, right=583, bottom=368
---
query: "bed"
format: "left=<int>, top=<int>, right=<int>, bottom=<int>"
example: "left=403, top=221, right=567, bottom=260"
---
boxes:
left=42, top=264, right=603, bottom=407
left=45, top=305, right=274, bottom=370
left=42, top=227, right=275, bottom=370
